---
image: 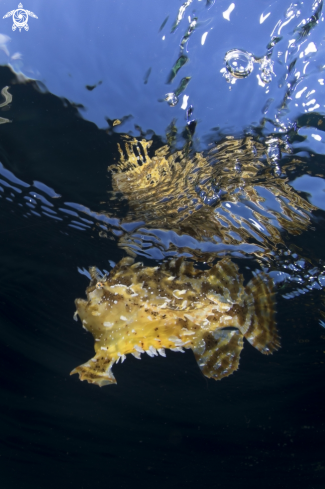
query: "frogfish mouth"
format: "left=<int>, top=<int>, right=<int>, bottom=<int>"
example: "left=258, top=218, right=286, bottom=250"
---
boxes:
left=71, top=256, right=279, bottom=386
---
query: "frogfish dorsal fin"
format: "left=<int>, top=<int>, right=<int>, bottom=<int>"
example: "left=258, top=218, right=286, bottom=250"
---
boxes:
left=194, top=329, right=244, bottom=380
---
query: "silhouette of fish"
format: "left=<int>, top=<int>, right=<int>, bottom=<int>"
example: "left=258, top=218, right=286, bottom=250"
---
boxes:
left=71, top=256, right=279, bottom=386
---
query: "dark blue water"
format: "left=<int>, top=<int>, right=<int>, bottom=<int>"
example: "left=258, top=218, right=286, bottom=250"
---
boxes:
left=0, top=1, right=324, bottom=488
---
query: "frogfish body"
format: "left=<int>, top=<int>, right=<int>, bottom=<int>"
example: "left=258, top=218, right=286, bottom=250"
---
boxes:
left=71, top=256, right=279, bottom=386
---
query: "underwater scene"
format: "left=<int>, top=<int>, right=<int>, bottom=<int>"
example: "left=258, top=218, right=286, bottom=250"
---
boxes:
left=0, top=0, right=324, bottom=487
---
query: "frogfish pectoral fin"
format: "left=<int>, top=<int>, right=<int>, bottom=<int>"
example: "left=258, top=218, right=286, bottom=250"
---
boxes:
left=244, top=274, right=280, bottom=354
left=194, top=329, right=244, bottom=380
left=70, top=353, right=116, bottom=387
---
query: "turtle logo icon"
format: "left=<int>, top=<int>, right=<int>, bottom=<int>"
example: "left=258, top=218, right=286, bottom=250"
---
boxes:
left=3, top=3, right=38, bottom=32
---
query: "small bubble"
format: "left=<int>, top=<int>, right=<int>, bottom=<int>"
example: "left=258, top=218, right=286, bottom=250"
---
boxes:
left=224, top=49, right=254, bottom=79
left=266, top=138, right=281, bottom=164
left=260, top=57, right=274, bottom=84
left=234, top=160, right=242, bottom=172
left=165, top=93, right=178, bottom=107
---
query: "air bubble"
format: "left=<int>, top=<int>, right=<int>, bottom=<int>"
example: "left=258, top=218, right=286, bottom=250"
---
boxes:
left=260, top=57, right=274, bottom=84
left=165, top=93, right=178, bottom=107
left=234, top=160, right=242, bottom=173
left=266, top=138, right=281, bottom=164
left=224, top=49, right=254, bottom=79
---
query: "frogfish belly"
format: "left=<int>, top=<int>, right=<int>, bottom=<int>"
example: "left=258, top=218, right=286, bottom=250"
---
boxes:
left=71, top=257, right=279, bottom=387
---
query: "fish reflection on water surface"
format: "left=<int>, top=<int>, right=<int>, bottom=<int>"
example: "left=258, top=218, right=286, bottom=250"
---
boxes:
left=109, top=136, right=315, bottom=261
left=71, top=135, right=316, bottom=386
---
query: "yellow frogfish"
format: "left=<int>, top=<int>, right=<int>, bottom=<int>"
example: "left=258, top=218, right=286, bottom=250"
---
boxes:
left=71, top=256, right=279, bottom=386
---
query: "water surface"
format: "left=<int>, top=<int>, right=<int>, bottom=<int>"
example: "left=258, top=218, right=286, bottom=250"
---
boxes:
left=0, top=1, right=324, bottom=488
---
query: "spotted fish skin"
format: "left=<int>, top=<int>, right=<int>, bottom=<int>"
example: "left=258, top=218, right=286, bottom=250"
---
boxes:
left=71, top=257, right=279, bottom=387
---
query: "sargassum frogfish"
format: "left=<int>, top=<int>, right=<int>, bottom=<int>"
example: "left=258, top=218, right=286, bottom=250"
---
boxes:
left=71, top=256, right=279, bottom=386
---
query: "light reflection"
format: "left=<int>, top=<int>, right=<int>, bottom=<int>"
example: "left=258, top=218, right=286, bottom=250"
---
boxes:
left=222, top=3, right=235, bottom=21
left=0, top=33, right=11, bottom=56
left=295, top=86, right=307, bottom=98
left=201, top=31, right=208, bottom=45
left=311, top=134, right=322, bottom=141
left=305, top=42, right=317, bottom=55
left=181, top=94, right=189, bottom=110
left=300, top=42, right=317, bottom=58
left=256, top=74, right=266, bottom=87
left=260, top=12, right=271, bottom=24
left=278, top=14, right=296, bottom=35
left=171, top=0, right=193, bottom=33
left=307, top=103, right=320, bottom=111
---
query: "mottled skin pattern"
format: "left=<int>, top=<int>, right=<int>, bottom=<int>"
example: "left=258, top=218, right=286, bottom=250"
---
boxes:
left=109, top=137, right=315, bottom=259
left=71, top=257, right=279, bottom=387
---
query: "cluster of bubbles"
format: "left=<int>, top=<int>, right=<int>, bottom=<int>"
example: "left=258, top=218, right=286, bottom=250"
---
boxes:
left=272, top=250, right=325, bottom=306
left=163, top=1, right=281, bottom=114
left=265, top=137, right=283, bottom=177
left=195, top=178, right=226, bottom=207
left=164, top=0, right=323, bottom=108
left=221, top=49, right=275, bottom=85
left=165, top=92, right=178, bottom=107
